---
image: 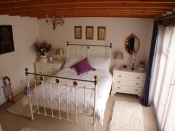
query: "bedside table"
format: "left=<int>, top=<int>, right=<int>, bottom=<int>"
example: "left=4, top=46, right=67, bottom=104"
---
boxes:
left=34, top=60, right=64, bottom=81
left=111, top=66, right=146, bottom=97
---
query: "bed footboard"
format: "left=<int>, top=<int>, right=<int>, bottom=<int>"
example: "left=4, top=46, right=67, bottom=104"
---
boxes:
left=25, top=68, right=98, bottom=131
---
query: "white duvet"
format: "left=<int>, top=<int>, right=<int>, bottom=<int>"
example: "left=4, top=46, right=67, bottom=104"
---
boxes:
left=30, top=68, right=112, bottom=124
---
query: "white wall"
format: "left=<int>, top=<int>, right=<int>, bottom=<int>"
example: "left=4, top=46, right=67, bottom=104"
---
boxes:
left=39, top=17, right=154, bottom=72
left=0, top=15, right=39, bottom=96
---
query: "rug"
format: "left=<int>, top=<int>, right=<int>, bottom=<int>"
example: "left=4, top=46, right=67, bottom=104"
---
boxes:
left=109, top=101, right=144, bottom=131
left=7, top=100, right=37, bottom=118
left=18, top=127, right=40, bottom=131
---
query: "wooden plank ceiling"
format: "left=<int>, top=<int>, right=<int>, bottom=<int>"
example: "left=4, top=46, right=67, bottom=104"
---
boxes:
left=0, top=0, right=175, bottom=19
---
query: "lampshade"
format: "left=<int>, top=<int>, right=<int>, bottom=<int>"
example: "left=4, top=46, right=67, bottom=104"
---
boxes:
left=114, top=51, right=124, bottom=60
left=55, top=48, right=64, bottom=55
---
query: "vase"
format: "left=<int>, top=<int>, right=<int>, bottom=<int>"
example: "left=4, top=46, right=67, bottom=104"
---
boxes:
left=40, top=53, right=47, bottom=59
left=39, top=54, right=48, bottom=62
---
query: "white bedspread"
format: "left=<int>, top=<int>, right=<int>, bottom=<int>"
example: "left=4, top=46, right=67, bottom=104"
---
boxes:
left=30, top=68, right=112, bottom=124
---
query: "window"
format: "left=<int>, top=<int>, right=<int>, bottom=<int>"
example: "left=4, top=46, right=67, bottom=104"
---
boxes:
left=153, top=26, right=175, bottom=131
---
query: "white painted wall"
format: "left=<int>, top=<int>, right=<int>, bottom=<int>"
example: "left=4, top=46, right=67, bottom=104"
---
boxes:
left=0, top=15, right=39, bottom=96
left=39, top=17, right=154, bottom=72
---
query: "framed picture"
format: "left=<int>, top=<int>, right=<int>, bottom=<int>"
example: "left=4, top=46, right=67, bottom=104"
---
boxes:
left=74, top=26, right=82, bottom=39
left=86, top=26, right=94, bottom=40
left=97, top=27, right=106, bottom=40
left=0, top=25, right=15, bottom=55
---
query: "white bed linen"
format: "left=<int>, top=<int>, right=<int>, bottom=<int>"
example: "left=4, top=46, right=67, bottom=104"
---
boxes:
left=30, top=68, right=112, bottom=124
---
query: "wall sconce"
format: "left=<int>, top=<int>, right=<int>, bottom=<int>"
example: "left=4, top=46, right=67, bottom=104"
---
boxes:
left=46, top=9, right=65, bottom=30
left=55, top=48, right=64, bottom=61
left=114, top=51, right=124, bottom=68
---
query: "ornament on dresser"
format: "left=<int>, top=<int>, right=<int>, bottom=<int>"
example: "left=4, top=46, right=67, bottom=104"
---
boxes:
left=49, top=56, right=54, bottom=63
left=131, top=51, right=137, bottom=70
left=33, top=40, right=52, bottom=62
left=138, top=61, right=146, bottom=72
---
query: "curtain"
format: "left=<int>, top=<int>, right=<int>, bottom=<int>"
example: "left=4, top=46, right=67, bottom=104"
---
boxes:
left=140, top=21, right=159, bottom=106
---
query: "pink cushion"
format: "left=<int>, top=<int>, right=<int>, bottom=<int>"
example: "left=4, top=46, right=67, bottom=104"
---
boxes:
left=71, top=58, right=95, bottom=75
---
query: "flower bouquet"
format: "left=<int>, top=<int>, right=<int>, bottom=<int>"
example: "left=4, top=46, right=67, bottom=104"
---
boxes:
left=33, top=41, right=52, bottom=62
left=33, top=41, right=52, bottom=56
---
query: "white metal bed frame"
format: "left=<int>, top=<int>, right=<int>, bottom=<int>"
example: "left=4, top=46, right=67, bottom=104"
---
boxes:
left=25, top=42, right=112, bottom=131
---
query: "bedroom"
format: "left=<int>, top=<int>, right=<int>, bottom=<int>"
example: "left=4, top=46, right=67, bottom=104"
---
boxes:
left=0, top=0, right=175, bottom=131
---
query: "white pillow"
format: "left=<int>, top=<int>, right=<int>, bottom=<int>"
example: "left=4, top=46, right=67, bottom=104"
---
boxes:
left=88, top=57, right=111, bottom=71
left=63, top=56, right=82, bottom=68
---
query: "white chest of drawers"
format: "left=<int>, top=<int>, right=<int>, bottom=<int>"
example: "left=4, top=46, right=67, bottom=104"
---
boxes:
left=35, top=60, right=64, bottom=81
left=111, top=66, right=146, bottom=97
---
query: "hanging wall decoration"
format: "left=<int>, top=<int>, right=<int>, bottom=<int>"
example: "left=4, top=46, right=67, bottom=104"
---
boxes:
left=0, top=25, right=15, bottom=55
left=86, top=26, right=94, bottom=40
left=97, top=26, right=106, bottom=40
left=74, top=26, right=82, bottom=39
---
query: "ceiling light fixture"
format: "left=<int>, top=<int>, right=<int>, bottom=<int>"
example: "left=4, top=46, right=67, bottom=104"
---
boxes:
left=46, top=9, right=65, bottom=30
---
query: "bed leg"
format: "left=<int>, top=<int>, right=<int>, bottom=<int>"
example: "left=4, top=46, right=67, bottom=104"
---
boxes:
left=110, top=85, right=116, bottom=95
left=28, top=95, right=34, bottom=120
left=93, top=122, right=96, bottom=131
left=110, top=92, right=115, bottom=96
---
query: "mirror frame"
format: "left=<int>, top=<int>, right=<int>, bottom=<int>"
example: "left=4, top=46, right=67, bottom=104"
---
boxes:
left=124, top=34, right=140, bottom=55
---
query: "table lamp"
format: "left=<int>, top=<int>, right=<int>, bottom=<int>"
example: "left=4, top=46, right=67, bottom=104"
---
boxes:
left=55, top=48, right=64, bottom=61
left=114, top=51, right=124, bottom=68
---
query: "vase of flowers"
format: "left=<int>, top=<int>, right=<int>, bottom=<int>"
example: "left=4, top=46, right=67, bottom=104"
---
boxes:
left=33, top=41, right=52, bottom=60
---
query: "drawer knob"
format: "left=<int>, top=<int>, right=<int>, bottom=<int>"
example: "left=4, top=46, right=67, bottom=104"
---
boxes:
left=52, top=68, right=55, bottom=70
left=39, top=72, right=42, bottom=73
left=118, top=75, right=121, bottom=77
left=135, top=89, right=138, bottom=91
left=136, top=83, right=139, bottom=85
left=39, top=67, right=41, bottom=68
left=118, top=81, right=121, bottom=83
left=117, top=87, right=120, bottom=89
left=137, top=77, right=140, bottom=79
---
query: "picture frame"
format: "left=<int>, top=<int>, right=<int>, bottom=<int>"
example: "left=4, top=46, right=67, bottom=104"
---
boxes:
left=49, top=56, right=54, bottom=63
left=86, top=26, right=94, bottom=40
left=74, top=26, right=82, bottom=39
left=0, top=25, right=15, bottom=55
left=97, top=27, right=106, bottom=40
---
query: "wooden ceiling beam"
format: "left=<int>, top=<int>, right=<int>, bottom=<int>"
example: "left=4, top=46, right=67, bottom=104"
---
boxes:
left=0, top=0, right=175, bottom=4
left=0, top=0, right=31, bottom=3
left=36, top=11, right=162, bottom=15
left=7, top=11, right=161, bottom=17
left=0, top=7, right=172, bottom=14
left=27, top=12, right=158, bottom=18
left=0, top=6, right=173, bottom=13
left=0, top=1, right=175, bottom=9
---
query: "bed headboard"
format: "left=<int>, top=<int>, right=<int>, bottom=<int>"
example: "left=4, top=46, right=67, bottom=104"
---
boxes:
left=66, top=41, right=112, bottom=58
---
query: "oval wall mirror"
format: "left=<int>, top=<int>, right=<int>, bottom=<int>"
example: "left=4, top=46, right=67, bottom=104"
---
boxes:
left=124, top=34, right=140, bottom=55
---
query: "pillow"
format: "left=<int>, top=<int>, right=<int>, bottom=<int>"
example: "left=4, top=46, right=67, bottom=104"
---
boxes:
left=88, top=57, right=111, bottom=71
left=63, top=56, right=82, bottom=68
left=71, top=58, right=95, bottom=75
